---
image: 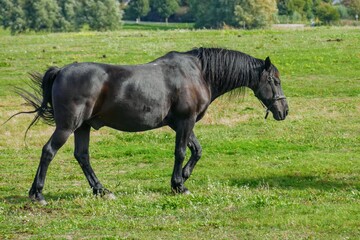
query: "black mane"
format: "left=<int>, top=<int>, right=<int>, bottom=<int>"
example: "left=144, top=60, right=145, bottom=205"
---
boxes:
left=187, top=47, right=264, bottom=98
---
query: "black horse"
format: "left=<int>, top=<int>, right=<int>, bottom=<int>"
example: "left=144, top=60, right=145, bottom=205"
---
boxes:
left=16, top=48, right=288, bottom=205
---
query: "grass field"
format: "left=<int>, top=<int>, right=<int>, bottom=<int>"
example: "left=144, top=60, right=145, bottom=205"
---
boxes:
left=0, top=26, right=359, bottom=239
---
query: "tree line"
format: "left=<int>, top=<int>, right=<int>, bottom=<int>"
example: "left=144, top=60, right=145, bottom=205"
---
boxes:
left=1, top=0, right=359, bottom=34
left=0, top=0, right=123, bottom=34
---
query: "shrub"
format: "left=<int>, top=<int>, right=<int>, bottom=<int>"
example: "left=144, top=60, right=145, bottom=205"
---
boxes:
left=315, top=2, right=340, bottom=24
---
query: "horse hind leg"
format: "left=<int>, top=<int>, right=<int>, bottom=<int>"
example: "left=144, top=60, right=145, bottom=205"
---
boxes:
left=74, top=123, right=115, bottom=199
left=29, top=127, right=72, bottom=205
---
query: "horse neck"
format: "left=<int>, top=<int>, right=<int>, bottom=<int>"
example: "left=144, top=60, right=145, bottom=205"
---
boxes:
left=208, top=58, right=263, bottom=101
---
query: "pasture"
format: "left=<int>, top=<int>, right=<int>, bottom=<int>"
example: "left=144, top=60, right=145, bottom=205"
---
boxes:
left=0, top=26, right=359, bottom=239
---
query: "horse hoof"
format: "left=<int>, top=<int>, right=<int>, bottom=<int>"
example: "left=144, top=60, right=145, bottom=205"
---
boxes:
left=172, top=186, right=191, bottom=195
left=37, top=199, right=48, bottom=206
left=29, top=195, right=48, bottom=206
left=183, top=189, right=191, bottom=195
left=94, top=188, right=116, bottom=200
left=103, top=192, right=116, bottom=200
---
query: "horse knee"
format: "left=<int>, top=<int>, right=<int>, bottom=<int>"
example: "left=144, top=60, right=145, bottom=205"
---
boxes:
left=174, top=147, right=186, bottom=162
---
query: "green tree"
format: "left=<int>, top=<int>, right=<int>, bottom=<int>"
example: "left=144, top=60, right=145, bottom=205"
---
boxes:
left=0, top=0, right=123, bottom=33
left=235, top=0, right=278, bottom=28
left=0, top=0, right=12, bottom=28
left=277, top=0, right=314, bottom=21
left=23, top=0, right=66, bottom=32
left=57, top=0, right=78, bottom=31
left=343, top=0, right=360, bottom=16
left=315, top=2, right=340, bottom=24
left=0, top=0, right=27, bottom=34
left=126, top=0, right=150, bottom=22
left=335, top=4, right=350, bottom=19
left=188, top=0, right=209, bottom=27
left=277, top=0, right=288, bottom=15
left=76, top=0, right=123, bottom=31
left=303, top=0, right=314, bottom=19
left=151, top=0, right=179, bottom=23
left=189, top=0, right=241, bottom=28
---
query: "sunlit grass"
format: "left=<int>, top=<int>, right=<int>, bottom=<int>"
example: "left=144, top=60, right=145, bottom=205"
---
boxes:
left=0, top=27, right=359, bottom=239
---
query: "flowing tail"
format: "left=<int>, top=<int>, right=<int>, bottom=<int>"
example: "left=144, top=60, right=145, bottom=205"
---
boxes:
left=2, top=66, right=61, bottom=138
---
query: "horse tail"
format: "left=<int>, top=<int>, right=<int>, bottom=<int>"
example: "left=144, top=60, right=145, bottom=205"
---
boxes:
left=2, top=66, right=61, bottom=138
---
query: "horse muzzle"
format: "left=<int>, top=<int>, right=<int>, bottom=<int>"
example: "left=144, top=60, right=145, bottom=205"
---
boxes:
left=271, top=99, right=289, bottom=121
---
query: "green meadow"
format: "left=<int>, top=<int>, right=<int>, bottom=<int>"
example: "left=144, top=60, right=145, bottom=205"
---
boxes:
left=0, top=26, right=359, bottom=239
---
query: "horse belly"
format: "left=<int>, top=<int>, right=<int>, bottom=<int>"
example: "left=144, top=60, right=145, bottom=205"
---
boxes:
left=112, top=110, right=166, bottom=131
left=96, top=96, right=170, bottom=132
left=92, top=69, right=173, bottom=132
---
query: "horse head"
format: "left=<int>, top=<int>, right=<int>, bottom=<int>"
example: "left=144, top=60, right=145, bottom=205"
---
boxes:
left=255, top=57, right=289, bottom=121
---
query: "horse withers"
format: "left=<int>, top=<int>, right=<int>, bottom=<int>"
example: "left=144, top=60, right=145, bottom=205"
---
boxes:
left=13, top=48, right=288, bottom=205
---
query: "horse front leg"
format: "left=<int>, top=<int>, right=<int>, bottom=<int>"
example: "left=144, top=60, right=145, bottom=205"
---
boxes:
left=182, top=131, right=202, bottom=182
left=171, top=119, right=195, bottom=194
left=74, top=124, right=115, bottom=199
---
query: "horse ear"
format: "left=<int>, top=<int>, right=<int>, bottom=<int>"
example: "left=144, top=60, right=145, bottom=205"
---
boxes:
left=265, top=57, right=271, bottom=71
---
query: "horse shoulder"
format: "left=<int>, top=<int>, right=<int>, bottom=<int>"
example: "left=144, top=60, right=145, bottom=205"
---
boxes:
left=164, top=59, right=210, bottom=119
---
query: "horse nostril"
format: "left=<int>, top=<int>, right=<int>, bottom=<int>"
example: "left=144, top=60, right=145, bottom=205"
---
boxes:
left=285, top=109, right=289, bottom=116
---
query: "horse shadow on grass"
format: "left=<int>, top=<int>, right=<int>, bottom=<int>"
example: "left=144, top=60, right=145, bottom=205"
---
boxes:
left=229, top=174, right=360, bottom=191
left=1, top=186, right=170, bottom=206
left=2, top=174, right=358, bottom=206
left=1, top=191, right=83, bottom=206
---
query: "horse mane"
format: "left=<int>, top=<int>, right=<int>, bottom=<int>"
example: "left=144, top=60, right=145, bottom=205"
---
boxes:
left=187, top=47, right=264, bottom=97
